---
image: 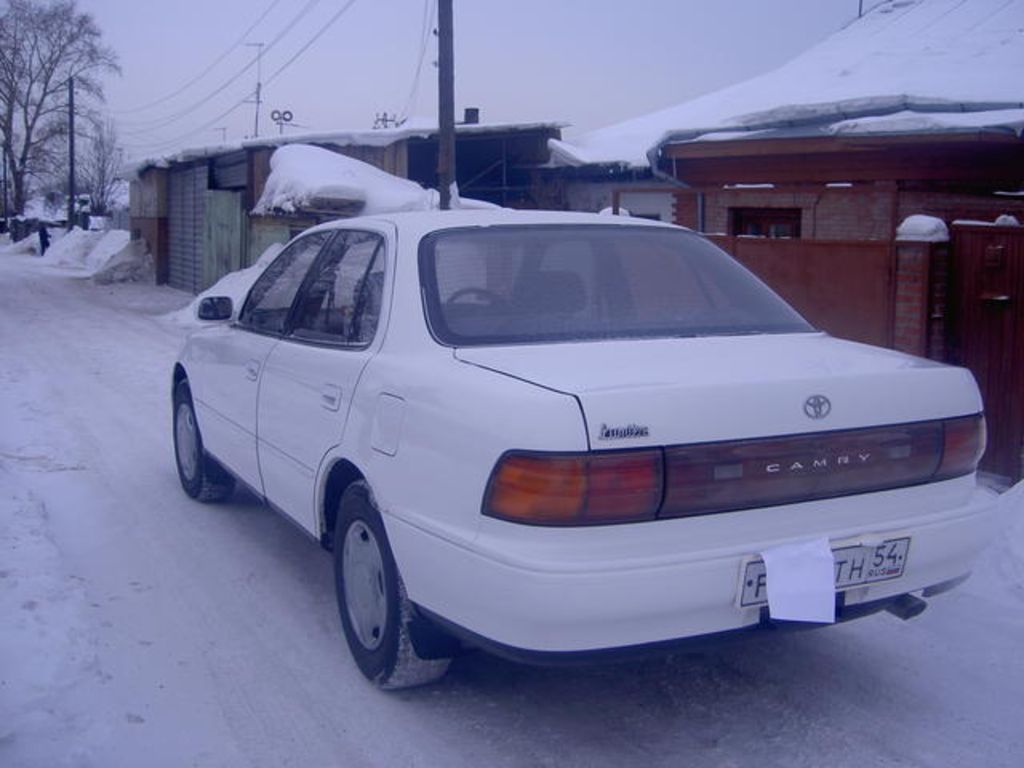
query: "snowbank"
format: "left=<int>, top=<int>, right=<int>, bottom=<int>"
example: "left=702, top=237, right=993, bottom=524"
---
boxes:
left=0, top=233, right=42, bottom=256
left=37, top=228, right=131, bottom=273
left=5, top=227, right=152, bottom=283
left=896, top=215, right=950, bottom=243
left=253, top=145, right=439, bottom=216
left=167, top=242, right=284, bottom=328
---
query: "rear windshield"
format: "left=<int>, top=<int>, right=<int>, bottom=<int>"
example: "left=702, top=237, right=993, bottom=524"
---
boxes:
left=419, top=225, right=812, bottom=346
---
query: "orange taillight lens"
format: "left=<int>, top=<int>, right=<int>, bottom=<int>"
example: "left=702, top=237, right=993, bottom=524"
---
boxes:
left=484, top=450, right=662, bottom=526
left=936, top=413, right=986, bottom=480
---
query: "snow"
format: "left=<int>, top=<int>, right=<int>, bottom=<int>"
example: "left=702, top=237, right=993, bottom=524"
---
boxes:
left=252, top=144, right=502, bottom=216
left=1, top=251, right=1023, bottom=766
left=551, top=0, right=1024, bottom=168
left=896, top=214, right=950, bottom=242
left=954, top=216, right=1024, bottom=228
left=253, top=144, right=439, bottom=216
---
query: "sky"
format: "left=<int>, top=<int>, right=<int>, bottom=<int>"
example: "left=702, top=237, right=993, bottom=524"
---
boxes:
left=76, top=0, right=870, bottom=160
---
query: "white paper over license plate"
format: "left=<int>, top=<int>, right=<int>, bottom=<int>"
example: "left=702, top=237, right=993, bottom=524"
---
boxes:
left=740, top=537, right=911, bottom=607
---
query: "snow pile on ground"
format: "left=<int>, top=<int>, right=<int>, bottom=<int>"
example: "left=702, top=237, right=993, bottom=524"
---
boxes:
left=896, top=215, right=950, bottom=243
left=30, top=227, right=151, bottom=283
left=167, top=242, right=284, bottom=328
left=253, top=144, right=440, bottom=216
left=38, top=228, right=127, bottom=272
left=36, top=227, right=102, bottom=268
left=551, top=0, right=1024, bottom=167
left=92, top=239, right=154, bottom=285
left=0, top=233, right=42, bottom=256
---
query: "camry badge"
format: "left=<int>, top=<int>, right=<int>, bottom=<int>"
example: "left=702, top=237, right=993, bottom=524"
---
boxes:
left=803, top=395, right=832, bottom=420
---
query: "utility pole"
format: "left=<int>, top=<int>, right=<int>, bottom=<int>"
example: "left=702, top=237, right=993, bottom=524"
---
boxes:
left=246, top=42, right=265, bottom=138
left=437, top=0, right=455, bottom=210
left=2, top=140, right=8, bottom=233
left=67, top=76, right=75, bottom=230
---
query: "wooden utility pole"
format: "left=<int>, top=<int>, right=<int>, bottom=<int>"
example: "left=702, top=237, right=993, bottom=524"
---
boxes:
left=437, top=0, right=455, bottom=209
left=67, top=76, right=75, bottom=230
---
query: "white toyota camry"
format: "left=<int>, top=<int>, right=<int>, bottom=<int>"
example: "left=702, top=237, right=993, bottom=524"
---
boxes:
left=172, top=210, right=1003, bottom=689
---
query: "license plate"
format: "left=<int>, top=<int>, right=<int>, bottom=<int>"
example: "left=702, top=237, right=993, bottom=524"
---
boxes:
left=739, top=537, right=911, bottom=607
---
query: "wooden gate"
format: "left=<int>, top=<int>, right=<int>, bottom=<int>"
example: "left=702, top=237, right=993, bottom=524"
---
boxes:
left=950, top=223, right=1024, bottom=481
left=709, top=236, right=895, bottom=347
left=204, top=190, right=247, bottom=292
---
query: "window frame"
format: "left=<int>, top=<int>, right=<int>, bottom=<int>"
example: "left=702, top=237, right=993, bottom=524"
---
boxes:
left=236, top=230, right=336, bottom=338
left=284, top=229, right=389, bottom=351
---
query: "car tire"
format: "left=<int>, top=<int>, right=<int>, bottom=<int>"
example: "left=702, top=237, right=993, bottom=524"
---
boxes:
left=173, top=380, right=235, bottom=503
left=334, top=480, right=451, bottom=689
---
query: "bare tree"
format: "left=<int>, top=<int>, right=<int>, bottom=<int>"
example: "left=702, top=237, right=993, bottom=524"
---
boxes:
left=80, top=117, right=122, bottom=215
left=0, top=0, right=118, bottom=215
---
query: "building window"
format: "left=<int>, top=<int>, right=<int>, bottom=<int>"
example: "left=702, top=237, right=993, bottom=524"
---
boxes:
left=730, top=208, right=802, bottom=238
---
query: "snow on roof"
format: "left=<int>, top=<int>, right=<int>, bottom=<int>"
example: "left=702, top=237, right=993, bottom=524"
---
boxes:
left=251, top=144, right=438, bottom=216
left=126, top=118, right=564, bottom=178
left=550, top=0, right=1024, bottom=169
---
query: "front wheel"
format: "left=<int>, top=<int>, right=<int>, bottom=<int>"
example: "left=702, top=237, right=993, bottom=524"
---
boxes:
left=173, top=380, right=235, bottom=502
left=334, top=481, right=451, bottom=689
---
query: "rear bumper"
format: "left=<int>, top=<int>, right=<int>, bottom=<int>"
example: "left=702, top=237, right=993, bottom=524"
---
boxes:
left=387, top=479, right=1007, bottom=655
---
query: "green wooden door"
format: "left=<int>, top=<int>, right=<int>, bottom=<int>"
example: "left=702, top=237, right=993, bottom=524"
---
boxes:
left=203, top=190, right=246, bottom=291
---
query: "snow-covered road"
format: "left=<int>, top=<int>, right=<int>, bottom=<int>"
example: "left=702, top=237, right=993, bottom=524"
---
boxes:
left=2, top=253, right=1022, bottom=768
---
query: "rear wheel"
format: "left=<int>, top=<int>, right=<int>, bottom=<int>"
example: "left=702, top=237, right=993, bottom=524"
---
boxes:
left=173, top=380, right=235, bottom=502
left=334, top=481, right=451, bottom=689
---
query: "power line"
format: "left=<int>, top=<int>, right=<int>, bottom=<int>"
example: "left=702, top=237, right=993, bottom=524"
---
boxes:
left=262, top=0, right=360, bottom=90
left=399, top=0, right=436, bottom=123
left=127, top=0, right=362, bottom=155
left=112, top=0, right=284, bottom=115
left=116, top=0, right=323, bottom=133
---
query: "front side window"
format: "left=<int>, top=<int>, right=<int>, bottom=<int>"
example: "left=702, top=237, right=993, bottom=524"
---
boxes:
left=291, top=231, right=386, bottom=346
left=239, top=232, right=331, bottom=335
left=419, top=225, right=812, bottom=346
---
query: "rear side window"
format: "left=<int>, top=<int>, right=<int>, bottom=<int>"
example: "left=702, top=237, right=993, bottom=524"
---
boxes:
left=290, top=231, right=386, bottom=346
left=239, top=232, right=331, bottom=335
left=419, top=225, right=812, bottom=346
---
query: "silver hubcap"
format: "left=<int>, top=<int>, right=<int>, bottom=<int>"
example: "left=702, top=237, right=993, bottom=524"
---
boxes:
left=175, top=402, right=199, bottom=482
left=343, top=520, right=388, bottom=651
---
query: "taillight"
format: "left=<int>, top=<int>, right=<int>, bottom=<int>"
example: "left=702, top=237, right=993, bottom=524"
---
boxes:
left=484, top=450, right=662, bottom=526
left=484, top=414, right=985, bottom=526
left=936, top=414, right=986, bottom=480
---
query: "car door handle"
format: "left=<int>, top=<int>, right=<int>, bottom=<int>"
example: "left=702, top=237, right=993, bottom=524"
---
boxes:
left=245, top=360, right=261, bottom=381
left=321, top=384, right=343, bottom=411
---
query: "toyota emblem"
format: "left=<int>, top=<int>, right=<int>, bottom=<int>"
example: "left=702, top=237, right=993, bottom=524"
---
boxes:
left=804, top=395, right=832, bottom=420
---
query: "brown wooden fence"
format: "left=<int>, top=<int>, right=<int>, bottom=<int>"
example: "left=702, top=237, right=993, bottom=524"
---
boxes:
left=949, top=223, right=1024, bottom=481
left=709, top=236, right=895, bottom=347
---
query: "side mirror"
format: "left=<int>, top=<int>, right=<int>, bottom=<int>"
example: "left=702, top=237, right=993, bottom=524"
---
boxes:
left=197, top=296, right=234, bottom=321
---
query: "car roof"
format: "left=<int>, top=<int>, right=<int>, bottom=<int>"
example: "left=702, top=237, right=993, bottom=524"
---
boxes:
left=306, top=208, right=687, bottom=238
